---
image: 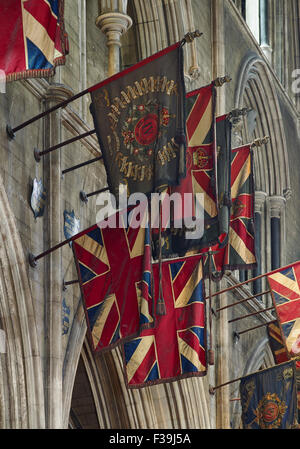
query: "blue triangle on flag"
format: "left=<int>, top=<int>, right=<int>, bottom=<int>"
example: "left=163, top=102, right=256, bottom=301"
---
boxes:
left=87, top=302, right=104, bottom=331
left=146, top=362, right=159, bottom=382
left=124, top=338, right=142, bottom=364
left=189, top=326, right=204, bottom=343
left=170, top=261, right=185, bottom=281
left=180, top=354, right=198, bottom=373
left=188, top=279, right=203, bottom=304
left=26, top=38, right=52, bottom=70
left=79, top=262, right=97, bottom=284
left=281, top=321, right=295, bottom=340
left=87, top=227, right=104, bottom=246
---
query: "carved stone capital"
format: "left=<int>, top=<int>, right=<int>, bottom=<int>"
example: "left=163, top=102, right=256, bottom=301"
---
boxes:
left=267, top=195, right=286, bottom=219
left=96, top=12, right=132, bottom=48
left=254, top=191, right=267, bottom=214
left=96, top=11, right=132, bottom=76
left=43, top=83, right=74, bottom=105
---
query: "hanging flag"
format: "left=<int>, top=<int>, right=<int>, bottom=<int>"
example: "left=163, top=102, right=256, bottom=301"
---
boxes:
left=72, top=205, right=154, bottom=352
left=201, top=144, right=256, bottom=275
left=0, top=0, right=68, bottom=82
left=151, top=86, right=231, bottom=261
left=169, top=105, right=232, bottom=257
left=240, top=361, right=298, bottom=429
left=267, top=321, right=300, bottom=368
left=267, top=261, right=300, bottom=361
left=89, top=42, right=187, bottom=203
left=122, top=255, right=206, bottom=388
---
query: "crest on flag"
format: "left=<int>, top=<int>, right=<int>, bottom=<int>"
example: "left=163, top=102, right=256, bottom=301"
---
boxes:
left=89, top=41, right=186, bottom=202
left=0, top=0, right=68, bottom=82
left=30, top=178, right=47, bottom=219
left=267, top=262, right=300, bottom=360
left=123, top=255, right=206, bottom=388
left=240, top=361, right=298, bottom=429
left=72, top=205, right=154, bottom=352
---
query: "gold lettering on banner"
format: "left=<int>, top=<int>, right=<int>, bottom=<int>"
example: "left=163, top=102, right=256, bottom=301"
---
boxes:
left=121, top=90, right=131, bottom=104
left=126, top=85, right=138, bottom=100
left=115, top=152, right=154, bottom=181
left=157, top=141, right=177, bottom=165
left=134, top=80, right=143, bottom=96
left=141, top=78, right=149, bottom=94
left=107, top=76, right=178, bottom=131
left=160, top=76, right=167, bottom=93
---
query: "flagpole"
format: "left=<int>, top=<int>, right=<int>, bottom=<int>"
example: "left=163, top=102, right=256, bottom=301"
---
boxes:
left=208, top=250, right=215, bottom=365
left=6, top=89, right=90, bottom=138
left=34, top=129, right=97, bottom=161
left=62, top=155, right=103, bottom=175
left=204, top=260, right=300, bottom=301
left=216, top=290, right=271, bottom=312
left=235, top=319, right=277, bottom=336
left=79, top=187, right=109, bottom=203
left=63, top=279, right=79, bottom=290
left=228, top=306, right=275, bottom=323
left=209, top=358, right=299, bottom=393
left=7, top=31, right=203, bottom=138
left=231, top=136, right=270, bottom=152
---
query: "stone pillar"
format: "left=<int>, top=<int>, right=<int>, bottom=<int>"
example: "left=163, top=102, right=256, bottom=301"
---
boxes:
left=96, top=1, right=132, bottom=77
left=253, top=191, right=267, bottom=297
left=211, top=0, right=230, bottom=429
left=268, top=196, right=286, bottom=271
left=43, top=84, right=74, bottom=428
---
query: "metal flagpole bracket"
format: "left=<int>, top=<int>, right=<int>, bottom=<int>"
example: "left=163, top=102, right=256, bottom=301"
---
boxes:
left=34, top=148, right=41, bottom=162
left=251, top=136, right=270, bottom=148
left=229, top=108, right=250, bottom=124
left=214, top=75, right=232, bottom=87
left=6, top=124, right=15, bottom=140
left=183, top=30, right=203, bottom=43
left=209, top=385, right=215, bottom=395
left=80, top=191, right=88, bottom=203
left=28, top=253, right=37, bottom=268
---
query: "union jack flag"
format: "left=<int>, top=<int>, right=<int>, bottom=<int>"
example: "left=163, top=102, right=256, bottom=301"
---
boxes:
left=72, top=205, right=154, bottom=353
left=0, top=0, right=68, bottom=81
left=267, top=321, right=300, bottom=368
left=152, top=85, right=232, bottom=260
left=267, top=262, right=300, bottom=360
left=202, top=144, right=256, bottom=274
left=122, top=255, right=206, bottom=388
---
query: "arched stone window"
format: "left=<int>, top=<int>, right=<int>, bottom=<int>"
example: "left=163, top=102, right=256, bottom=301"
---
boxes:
left=234, top=53, right=291, bottom=306
left=233, top=0, right=272, bottom=61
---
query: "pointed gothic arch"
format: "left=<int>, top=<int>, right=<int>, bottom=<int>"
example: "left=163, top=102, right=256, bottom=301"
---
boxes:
left=0, top=175, right=45, bottom=428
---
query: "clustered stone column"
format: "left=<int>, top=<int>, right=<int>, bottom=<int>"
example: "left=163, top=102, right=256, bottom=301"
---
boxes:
left=252, top=191, right=267, bottom=297
left=96, top=1, right=132, bottom=76
left=268, top=195, right=286, bottom=270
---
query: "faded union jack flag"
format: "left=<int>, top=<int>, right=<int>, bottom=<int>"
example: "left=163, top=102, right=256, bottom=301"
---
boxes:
left=122, top=255, right=206, bottom=388
left=72, top=205, right=154, bottom=352
left=202, top=144, right=256, bottom=274
left=267, top=262, right=300, bottom=360
left=0, top=0, right=68, bottom=81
